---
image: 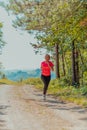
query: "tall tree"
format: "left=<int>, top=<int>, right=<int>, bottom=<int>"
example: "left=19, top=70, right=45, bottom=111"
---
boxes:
left=0, top=22, right=5, bottom=55
left=5, top=0, right=87, bottom=85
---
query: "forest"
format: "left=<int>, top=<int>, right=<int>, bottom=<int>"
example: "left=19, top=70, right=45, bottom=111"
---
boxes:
left=0, top=0, right=87, bottom=106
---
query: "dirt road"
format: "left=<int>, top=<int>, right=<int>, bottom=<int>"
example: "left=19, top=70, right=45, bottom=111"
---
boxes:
left=0, top=85, right=87, bottom=130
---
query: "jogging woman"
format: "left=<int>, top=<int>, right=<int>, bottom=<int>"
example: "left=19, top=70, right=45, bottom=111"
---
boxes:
left=40, top=54, right=54, bottom=100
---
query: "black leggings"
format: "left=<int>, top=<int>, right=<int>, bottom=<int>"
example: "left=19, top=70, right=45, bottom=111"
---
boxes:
left=41, top=75, right=51, bottom=95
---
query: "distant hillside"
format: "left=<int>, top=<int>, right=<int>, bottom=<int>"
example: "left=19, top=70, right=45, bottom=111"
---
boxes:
left=0, top=69, right=56, bottom=81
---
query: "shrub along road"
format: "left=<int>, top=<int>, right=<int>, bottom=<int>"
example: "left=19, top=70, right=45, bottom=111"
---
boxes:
left=0, top=85, right=87, bottom=130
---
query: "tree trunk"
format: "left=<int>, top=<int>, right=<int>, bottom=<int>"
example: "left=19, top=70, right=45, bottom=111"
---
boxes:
left=72, top=41, right=76, bottom=85
left=75, top=49, right=79, bottom=86
left=79, top=50, right=84, bottom=86
left=55, top=43, right=60, bottom=78
left=72, top=41, right=79, bottom=87
left=61, top=52, right=66, bottom=76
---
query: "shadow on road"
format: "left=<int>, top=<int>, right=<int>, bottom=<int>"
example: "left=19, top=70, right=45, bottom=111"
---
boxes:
left=34, top=92, right=87, bottom=122
left=0, top=105, right=10, bottom=130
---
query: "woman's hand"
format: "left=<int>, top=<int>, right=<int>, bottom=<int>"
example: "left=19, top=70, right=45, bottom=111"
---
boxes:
left=46, top=62, right=54, bottom=71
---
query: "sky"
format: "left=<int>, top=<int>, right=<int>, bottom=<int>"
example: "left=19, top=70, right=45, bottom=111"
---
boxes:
left=0, top=6, right=45, bottom=70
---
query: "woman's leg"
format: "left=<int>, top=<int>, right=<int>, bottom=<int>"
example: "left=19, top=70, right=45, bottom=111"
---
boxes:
left=41, top=75, right=51, bottom=95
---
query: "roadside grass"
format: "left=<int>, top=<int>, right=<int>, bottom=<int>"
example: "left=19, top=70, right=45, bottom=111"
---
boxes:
left=0, top=78, right=87, bottom=107
left=23, top=78, right=87, bottom=107
left=0, top=79, right=15, bottom=85
left=0, top=78, right=24, bottom=86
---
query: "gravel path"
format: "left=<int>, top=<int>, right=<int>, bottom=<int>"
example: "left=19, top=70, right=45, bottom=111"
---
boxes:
left=0, top=85, right=87, bottom=130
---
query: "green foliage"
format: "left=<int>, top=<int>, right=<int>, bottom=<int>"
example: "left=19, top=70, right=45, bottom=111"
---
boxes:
left=4, top=0, right=87, bottom=86
left=80, top=86, right=87, bottom=96
left=24, top=77, right=42, bottom=85
left=0, top=22, right=6, bottom=54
